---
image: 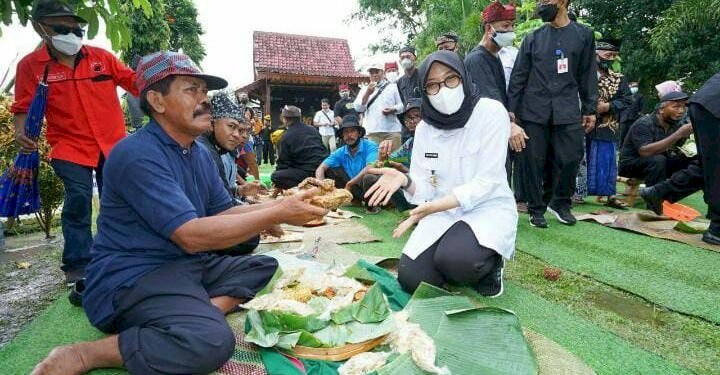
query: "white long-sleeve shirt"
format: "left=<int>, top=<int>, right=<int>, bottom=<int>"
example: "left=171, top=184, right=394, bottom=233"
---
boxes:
left=354, top=81, right=405, bottom=134
left=402, top=98, right=518, bottom=260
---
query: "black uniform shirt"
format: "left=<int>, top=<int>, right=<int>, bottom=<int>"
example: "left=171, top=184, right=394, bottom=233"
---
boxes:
left=620, top=114, right=686, bottom=164
left=397, top=68, right=421, bottom=104
left=276, top=120, right=328, bottom=173
left=465, top=45, right=507, bottom=105
left=689, top=72, right=720, bottom=118
left=508, top=22, right=599, bottom=125
left=334, top=97, right=357, bottom=121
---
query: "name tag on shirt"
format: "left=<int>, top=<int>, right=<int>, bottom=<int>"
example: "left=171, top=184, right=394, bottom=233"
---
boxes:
left=424, top=153, right=439, bottom=158
left=557, top=58, right=569, bottom=74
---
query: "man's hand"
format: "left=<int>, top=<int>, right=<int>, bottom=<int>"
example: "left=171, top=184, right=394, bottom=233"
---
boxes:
left=387, top=161, right=409, bottom=173
left=345, top=180, right=356, bottom=191
left=382, top=107, right=396, bottom=116
left=262, top=225, right=284, bottom=238
left=509, top=123, right=529, bottom=152
left=597, top=101, right=610, bottom=115
left=378, top=140, right=394, bottom=160
left=364, top=167, right=406, bottom=207
left=366, top=82, right=377, bottom=94
left=678, top=122, right=694, bottom=137
left=278, top=188, right=328, bottom=226
left=15, top=130, right=37, bottom=153
left=582, top=115, right=596, bottom=133
left=237, top=181, right=262, bottom=197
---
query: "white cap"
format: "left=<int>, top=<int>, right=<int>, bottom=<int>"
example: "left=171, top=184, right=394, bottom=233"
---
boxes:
left=366, top=62, right=384, bottom=72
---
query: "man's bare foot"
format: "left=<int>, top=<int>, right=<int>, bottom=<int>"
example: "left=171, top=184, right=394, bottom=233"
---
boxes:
left=31, top=345, right=89, bottom=375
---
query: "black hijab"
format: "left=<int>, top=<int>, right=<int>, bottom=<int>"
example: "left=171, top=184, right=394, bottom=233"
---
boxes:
left=418, top=50, right=483, bottom=130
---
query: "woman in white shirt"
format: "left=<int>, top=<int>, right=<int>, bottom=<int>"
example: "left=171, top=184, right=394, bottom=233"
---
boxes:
left=366, top=51, right=518, bottom=297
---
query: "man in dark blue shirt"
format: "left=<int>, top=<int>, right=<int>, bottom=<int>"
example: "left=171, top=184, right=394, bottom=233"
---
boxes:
left=31, top=52, right=327, bottom=375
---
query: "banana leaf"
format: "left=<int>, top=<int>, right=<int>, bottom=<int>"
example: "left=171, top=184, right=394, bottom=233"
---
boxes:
left=331, top=283, right=390, bottom=324
left=376, top=283, right=538, bottom=375
left=674, top=220, right=709, bottom=234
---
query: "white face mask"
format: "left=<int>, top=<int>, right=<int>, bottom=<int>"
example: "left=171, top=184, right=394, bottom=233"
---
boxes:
left=630, top=87, right=639, bottom=95
left=400, top=58, right=414, bottom=70
left=386, top=71, right=399, bottom=83
left=428, top=84, right=465, bottom=115
left=492, top=28, right=516, bottom=48
left=51, top=33, right=83, bottom=56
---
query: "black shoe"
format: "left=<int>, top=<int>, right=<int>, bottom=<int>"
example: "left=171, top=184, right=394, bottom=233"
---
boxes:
left=477, top=257, right=504, bottom=298
left=702, top=231, right=720, bottom=246
left=64, top=269, right=85, bottom=287
left=547, top=206, right=577, bottom=226
left=639, top=186, right=664, bottom=216
left=68, top=278, right=85, bottom=307
left=529, top=214, right=548, bottom=228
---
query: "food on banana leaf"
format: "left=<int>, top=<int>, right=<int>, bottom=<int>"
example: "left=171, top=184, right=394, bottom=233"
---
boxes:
left=386, top=311, right=451, bottom=375
left=674, top=220, right=709, bottom=234
left=270, top=177, right=353, bottom=210
left=338, top=352, right=391, bottom=375
left=298, top=177, right=336, bottom=192
left=242, top=267, right=393, bottom=351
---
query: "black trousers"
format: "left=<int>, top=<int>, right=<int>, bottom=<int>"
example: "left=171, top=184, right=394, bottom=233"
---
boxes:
left=50, top=156, right=104, bottom=274
left=654, top=104, right=720, bottom=225
left=618, top=155, right=694, bottom=188
left=213, top=235, right=260, bottom=257
left=109, top=255, right=278, bottom=375
left=262, top=139, right=275, bottom=165
left=507, top=149, right=526, bottom=202
left=518, top=122, right=585, bottom=215
left=397, top=221, right=499, bottom=293
left=271, top=168, right=313, bottom=189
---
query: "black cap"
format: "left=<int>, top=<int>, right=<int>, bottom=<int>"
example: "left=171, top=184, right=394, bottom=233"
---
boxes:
left=596, top=38, right=622, bottom=51
left=660, top=91, right=689, bottom=102
left=405, top=98, right=422, bottom=112
left=337, top=115, right=365, bottom=137
left=399, top=46, right=416, bottom=56
left=31, top=0, right=87, bottom=23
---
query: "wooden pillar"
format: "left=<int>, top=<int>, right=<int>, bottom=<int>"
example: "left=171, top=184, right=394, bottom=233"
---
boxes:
left=265, top=79, right=271, bottom=120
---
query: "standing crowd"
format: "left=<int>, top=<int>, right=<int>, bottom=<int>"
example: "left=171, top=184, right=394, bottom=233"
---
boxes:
left=8, top=0, right=719, bottom=374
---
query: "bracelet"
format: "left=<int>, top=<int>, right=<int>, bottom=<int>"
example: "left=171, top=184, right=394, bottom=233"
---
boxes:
left=402, top=173, right=412, bottom=190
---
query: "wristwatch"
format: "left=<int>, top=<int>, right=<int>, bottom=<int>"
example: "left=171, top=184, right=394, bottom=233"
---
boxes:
left=402, top=173, right=413, bottom=190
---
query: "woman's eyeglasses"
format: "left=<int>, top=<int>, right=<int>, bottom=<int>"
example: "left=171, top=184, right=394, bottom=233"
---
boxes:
left=42, top=23, right=85, bottom=37
left=424, top=74, right=462, bottom=95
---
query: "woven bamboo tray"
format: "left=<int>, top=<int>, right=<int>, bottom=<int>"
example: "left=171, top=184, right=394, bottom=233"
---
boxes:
left=286, top=335, right=388, bottom=361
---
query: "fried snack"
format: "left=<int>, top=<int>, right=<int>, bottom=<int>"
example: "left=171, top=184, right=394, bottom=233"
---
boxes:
left=321, top=287, right=338, bottom=299
left=353, top=290, right=366, bottom=302
left=298, top=177, right=336, bottom=192
left=308, top=188, right=353, bottom=210
left=282, top=285, right=314, bottom=303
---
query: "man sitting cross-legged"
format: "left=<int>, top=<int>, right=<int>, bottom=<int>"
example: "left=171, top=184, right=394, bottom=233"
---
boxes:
left=30, top=51, right=327, bottom=375
left=315, top=114, right=379, bottom=205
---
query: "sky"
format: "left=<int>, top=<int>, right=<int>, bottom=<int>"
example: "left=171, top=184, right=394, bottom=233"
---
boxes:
left=0, top=0, right=403, bottom=92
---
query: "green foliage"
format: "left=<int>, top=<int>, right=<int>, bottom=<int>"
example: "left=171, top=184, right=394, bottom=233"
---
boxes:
left=576, top=0, right=720, bottom=100
left=0, top=0, right=153, bottom=51
left=119, top=0, right=205, bottom=65
left=351, top=0, right=425, bottom=53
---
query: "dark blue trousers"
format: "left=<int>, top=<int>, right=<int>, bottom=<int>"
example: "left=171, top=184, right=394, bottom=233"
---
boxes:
left=50, top=157, right=104, bottom=274
left=108, top=255, right=278, bottom=374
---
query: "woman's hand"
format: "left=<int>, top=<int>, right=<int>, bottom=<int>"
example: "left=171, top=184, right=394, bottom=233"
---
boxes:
left=393, top=203, right=435, bottom=238
left=364, top=167, right=407, bottom=207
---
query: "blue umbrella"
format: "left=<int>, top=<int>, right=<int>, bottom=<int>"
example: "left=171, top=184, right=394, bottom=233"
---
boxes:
left=0, top=67, right=49, bottom=218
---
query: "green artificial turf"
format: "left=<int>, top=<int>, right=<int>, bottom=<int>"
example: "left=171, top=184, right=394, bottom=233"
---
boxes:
left=3, top=193, right=716, bottom=374
left=515, top=211, right=720, bottom=324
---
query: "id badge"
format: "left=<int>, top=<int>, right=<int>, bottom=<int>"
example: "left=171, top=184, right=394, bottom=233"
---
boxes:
left=557, top=58, right=569, bottom=74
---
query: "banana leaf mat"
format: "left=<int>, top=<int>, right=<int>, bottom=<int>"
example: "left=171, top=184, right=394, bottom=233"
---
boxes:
left=576, top=211, right=720, bottom=253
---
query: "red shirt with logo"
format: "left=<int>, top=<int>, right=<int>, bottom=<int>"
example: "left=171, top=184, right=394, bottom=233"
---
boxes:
left=11, top=44, right=138, bottom=167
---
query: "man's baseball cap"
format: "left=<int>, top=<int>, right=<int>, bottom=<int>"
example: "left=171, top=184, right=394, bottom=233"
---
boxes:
left=136, top=51, right=228, bottom=93
left=367, top=62, right=384, bottom=72
left=31, top=0, right=87, bottom=23
left=405, top=98, right=422, bottom=112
